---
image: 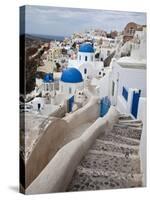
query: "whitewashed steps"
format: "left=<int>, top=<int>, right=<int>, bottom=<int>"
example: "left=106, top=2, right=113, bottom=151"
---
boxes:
left=67, top=114, right=143, bottom=192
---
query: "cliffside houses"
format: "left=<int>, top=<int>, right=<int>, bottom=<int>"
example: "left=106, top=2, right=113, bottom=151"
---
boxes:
left=22, top=22, right=146, bottom=137
left=21, top=22, right=146, bottom=189
left=23, top=23, right=146, bottom=121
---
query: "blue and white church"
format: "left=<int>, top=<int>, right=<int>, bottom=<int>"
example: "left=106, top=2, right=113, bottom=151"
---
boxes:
left=59, top=67, right=84, bottom=96
left=68, top=42, right=104, bottom=79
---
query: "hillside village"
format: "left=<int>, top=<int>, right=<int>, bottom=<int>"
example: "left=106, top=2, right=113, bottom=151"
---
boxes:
left=20, top=22, right=147, bottom=194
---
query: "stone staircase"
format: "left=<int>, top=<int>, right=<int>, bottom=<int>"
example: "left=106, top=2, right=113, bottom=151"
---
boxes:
left=67, top=114, right=143, bottom=191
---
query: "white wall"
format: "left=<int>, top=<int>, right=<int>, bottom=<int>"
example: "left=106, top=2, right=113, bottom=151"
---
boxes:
left=92, top=71, right=110, bottom=98
left=78, top=52, right=95, bottom=62
left=53, top=93, right=66, bottom=105
left=116, top=88, right=137, bottom=115
left=112, top=62, right=146, bottom=97
left=29, top=97, right=45, bottom=111
left=116, top=95, right=127, bottom=114
left=110, top=60, right=146, bottom=116
left=59, top=81, right=84, bottom=97
left=78, top=61, right=104, bottom=79
left=137, top=97, right=147, bottom=186
left=109, top=63, right=119, bottom=105
left=68, top=58, right=104, bottom=80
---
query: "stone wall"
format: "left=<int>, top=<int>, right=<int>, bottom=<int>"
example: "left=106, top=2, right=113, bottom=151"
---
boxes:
left=51, top=104, right=67, bottom=118
left=25, top=118, right=69, bottom=188
left=64, top=96, right=99, bottom=130
left=26, top=107, right=119, bottom=194
left=25, top=95, right=103, bottom=190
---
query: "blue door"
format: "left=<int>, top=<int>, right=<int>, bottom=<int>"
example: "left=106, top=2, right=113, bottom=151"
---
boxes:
left=68, top=96, right=74, bottom=112
left=100, top=97, right=111, bottom=117
left=131, top=90, right=141, bottom=118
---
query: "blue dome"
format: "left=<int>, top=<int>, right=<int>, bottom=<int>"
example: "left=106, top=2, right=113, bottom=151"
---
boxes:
left=61, top=68, right=83, bottom=83
left=79, top=43, right=94, bottom=53
left=43, top=73, right=54, bottom=83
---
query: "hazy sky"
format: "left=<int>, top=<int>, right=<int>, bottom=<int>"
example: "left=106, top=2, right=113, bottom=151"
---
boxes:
left=23, top=5, right=146, bottom=36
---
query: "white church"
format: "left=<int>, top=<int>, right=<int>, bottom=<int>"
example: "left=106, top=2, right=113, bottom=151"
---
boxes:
left=59, top=67, right=84, bottom=97
left=68, top=43, right=105, bottom=79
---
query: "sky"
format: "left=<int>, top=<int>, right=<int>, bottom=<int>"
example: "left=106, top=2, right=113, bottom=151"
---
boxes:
left=22, top=5, right=146, bottom=37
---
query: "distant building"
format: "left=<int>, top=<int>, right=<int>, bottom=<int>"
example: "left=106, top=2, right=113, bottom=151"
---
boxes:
left=123, top=22, right=143, bottom=43
left=43, top=73, right=54, bottom=92
left=110, top=31, right=118, bottom=39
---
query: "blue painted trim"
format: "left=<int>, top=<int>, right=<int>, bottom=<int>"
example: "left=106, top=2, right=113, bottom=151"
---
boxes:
left=122, top=87, right=128, bottom=101
left=131, top=90, right=141, bottom=118
left=68, top=95, right=74, bottom=112
left=100, top=96, right=111, bottom=117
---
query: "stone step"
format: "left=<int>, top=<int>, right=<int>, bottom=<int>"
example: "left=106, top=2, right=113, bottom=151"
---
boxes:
left=118, top=115, right=133, bottom=120
left=118, top=119, right=143, bottom=124
left=67, top=167, right=142, bottom=191
left=112, top=126, right=142, bottom=140
left=98, top=133, right=140, bottom=146
left=67, top=114, right=143, bottom=192
left=88, top=149, right=139, bottom=159
left=80, top=152, right=141, bottom=174
left=117, top=122, right=143, bottom=129
left=114, top=125, right=143, bottom=133
left=91, top=139, right=139, bottom=156
left=115, top=123, right=142, bottom=128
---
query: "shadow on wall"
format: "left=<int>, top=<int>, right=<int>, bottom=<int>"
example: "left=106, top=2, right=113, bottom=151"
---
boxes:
left=25, top=118, right=69, bottom=189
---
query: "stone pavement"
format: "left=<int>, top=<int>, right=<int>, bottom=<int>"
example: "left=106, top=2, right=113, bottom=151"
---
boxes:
left=67, top=114, right=143, bottom=191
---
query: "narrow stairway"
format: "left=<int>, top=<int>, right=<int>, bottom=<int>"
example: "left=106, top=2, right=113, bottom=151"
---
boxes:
left=67, top=114, right=143, bottom=191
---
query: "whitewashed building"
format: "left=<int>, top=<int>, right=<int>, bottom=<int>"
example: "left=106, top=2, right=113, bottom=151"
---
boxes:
left=59, top=67, right=84, bottom=97
left=109, top=58, right=146, bottom=118
left=68, top=43, right=104, bottom=79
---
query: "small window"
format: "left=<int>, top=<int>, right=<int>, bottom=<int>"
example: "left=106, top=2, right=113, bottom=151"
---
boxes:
left=101, top=58, right=103, bottom=61
left=112, top=81, right=115, bottom=96
left=85, top=56, right=88, bottom=61
left=91, top=55, right=93, bottom=61
left=46, top=84, right=49, bottom=91
left=84, top=68, right=87, bottom=74
left=79, top=55, right=81, bottom=60
left=69, top=87, right=72, bottom=94
left=99, top=72, right=101, bottom=75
